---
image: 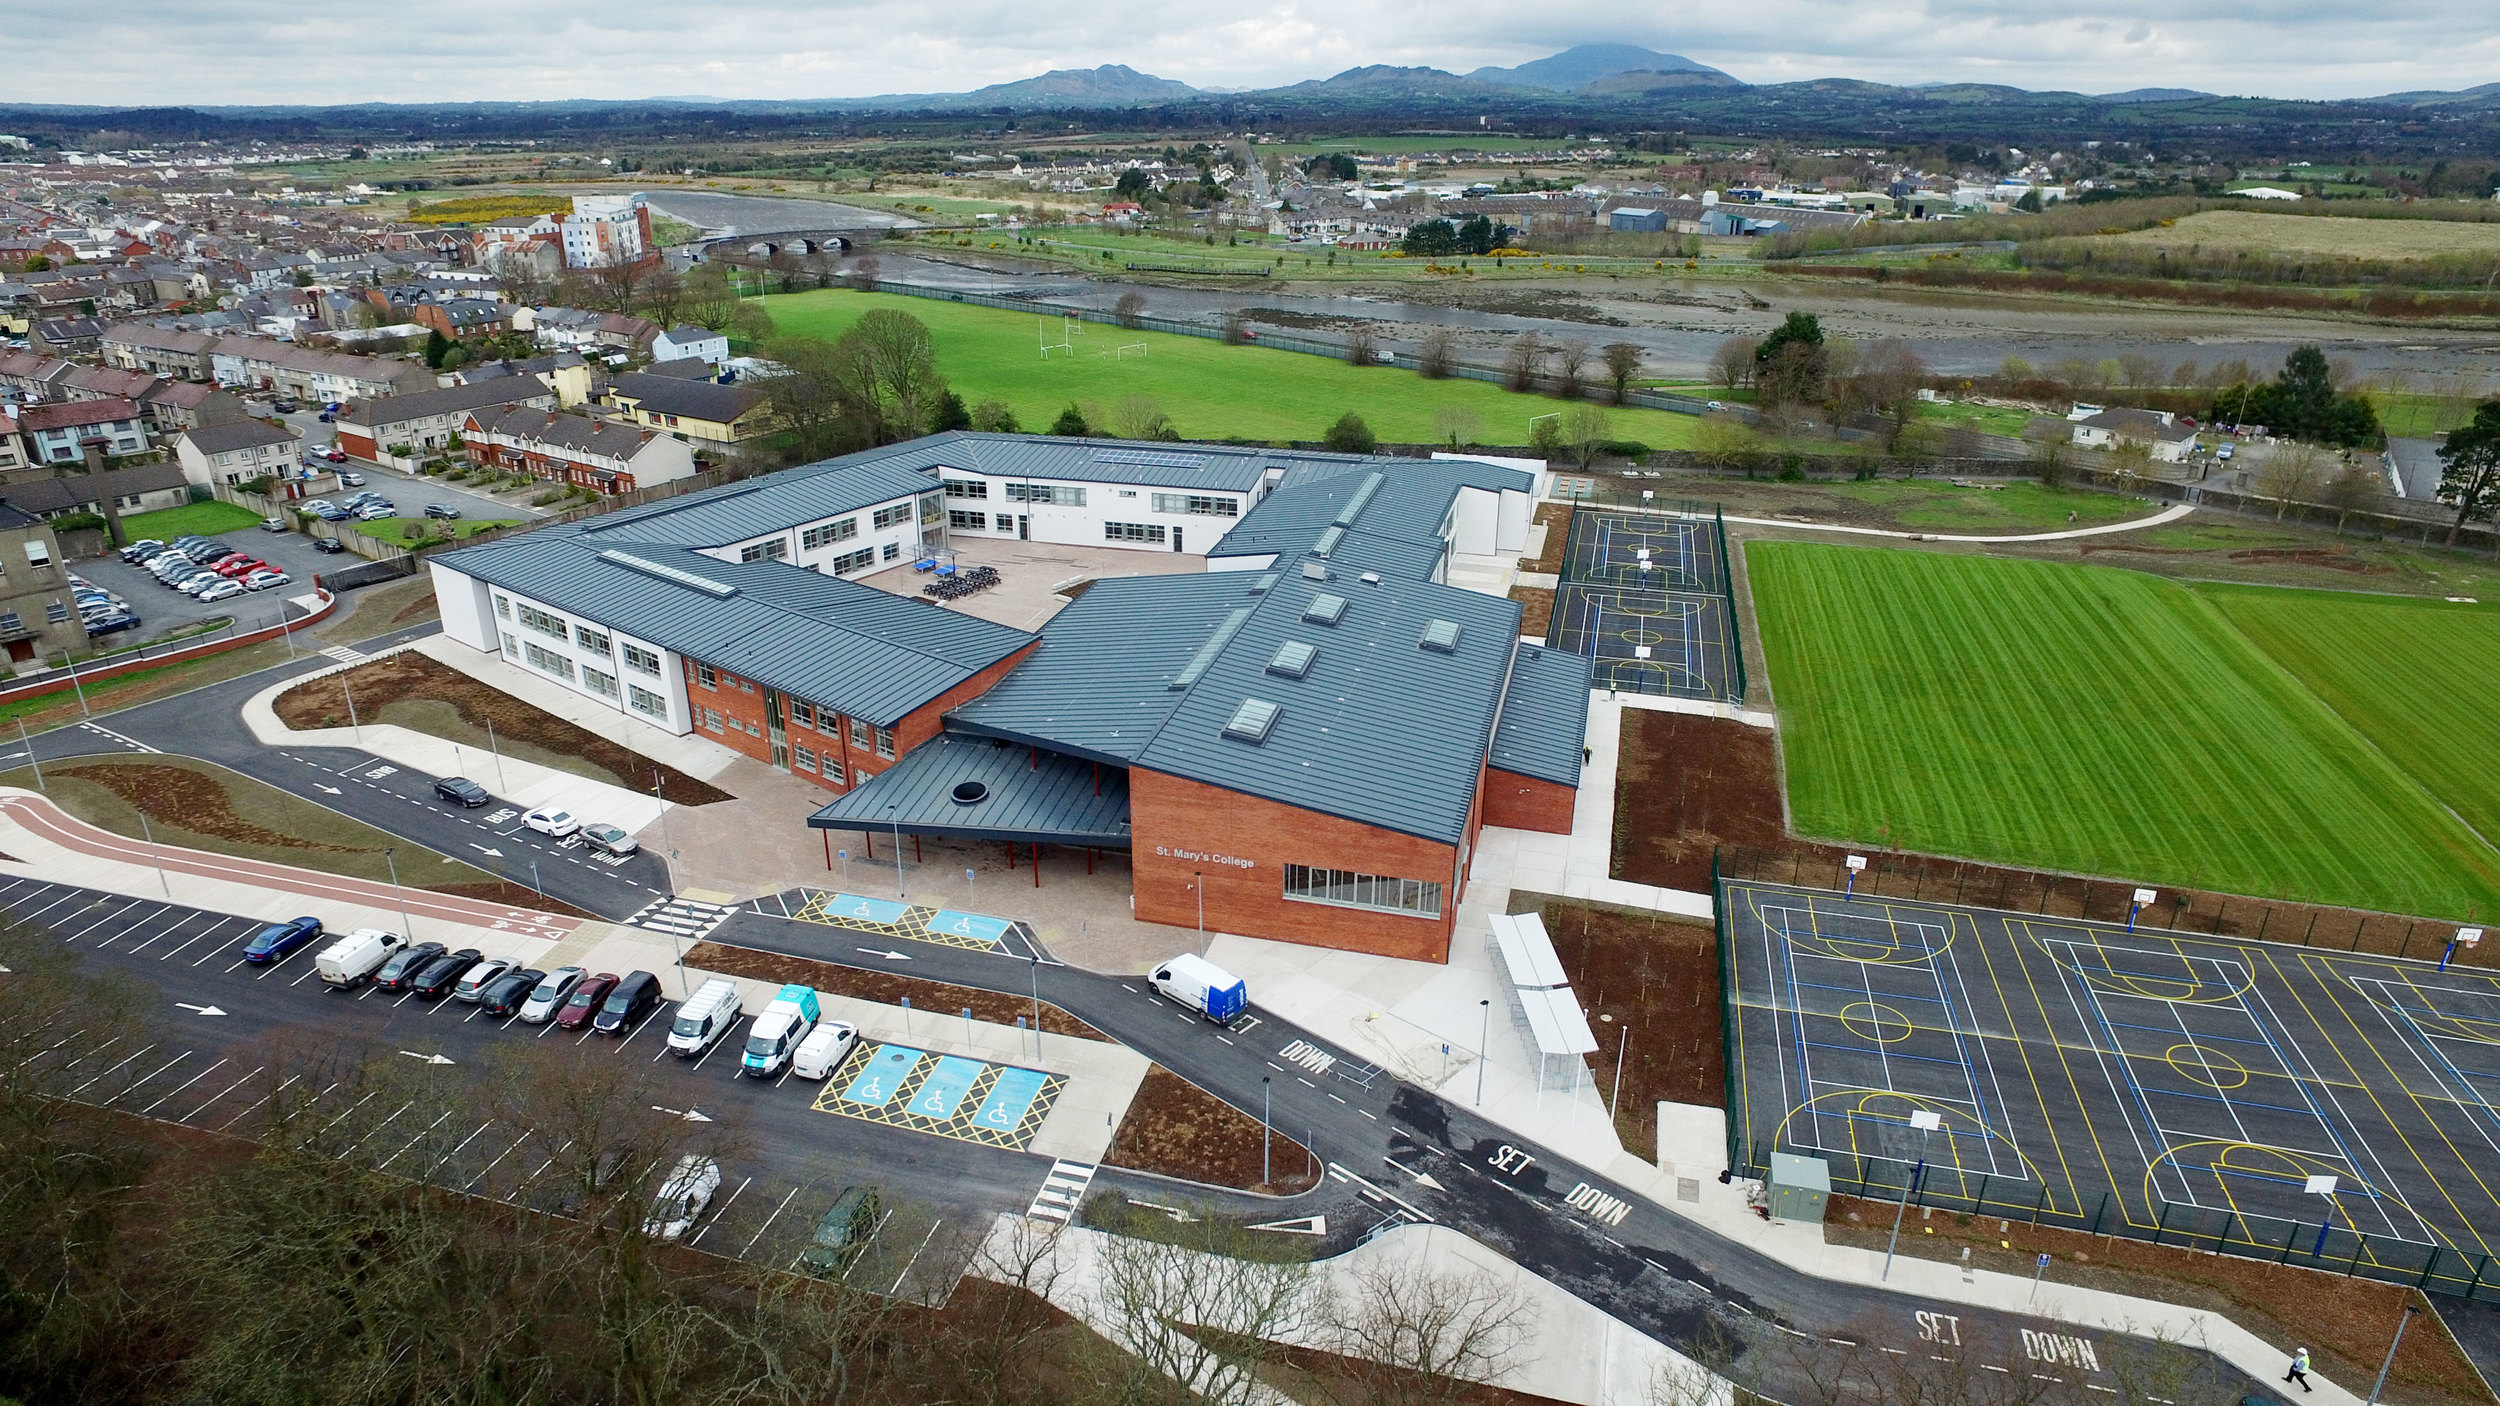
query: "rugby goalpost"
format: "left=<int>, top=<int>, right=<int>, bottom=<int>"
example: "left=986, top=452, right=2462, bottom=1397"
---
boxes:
left=1039, top=314, right=1085, bottom=358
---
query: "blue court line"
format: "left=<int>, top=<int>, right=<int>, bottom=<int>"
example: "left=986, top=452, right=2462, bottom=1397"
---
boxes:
left=2390, top=1000, right=2500, bottom=1139
left=1799, top=1040, right=1975, bottom=1070
left=1789, top=979, right=1955, bottom=1008
left=2138, top=1086, right=2324, bottom=1118
left=2102, top=1018, right=2275, bottom=1049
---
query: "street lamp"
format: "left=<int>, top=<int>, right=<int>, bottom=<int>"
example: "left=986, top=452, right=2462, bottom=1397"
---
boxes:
left=1028, top=952, right=1043, bottom=1058
left=1262, top=1075, right=1272, bottom=1186
left=383, top=846, right=414, bottom=939
left=1475, top=998, right=1492, bottom=1106
left=1882, top=1109, right=1943, bottom=1282
left=886, top=804, right=905, bottom=899
left=2367, top=1305, right=2421, bottom=1406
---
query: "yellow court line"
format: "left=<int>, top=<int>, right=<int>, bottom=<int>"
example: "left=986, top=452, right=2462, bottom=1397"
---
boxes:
left=2000, top=915, right=2166, bottom=1232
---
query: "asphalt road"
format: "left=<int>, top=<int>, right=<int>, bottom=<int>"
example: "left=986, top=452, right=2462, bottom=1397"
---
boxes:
left=10, top=617, right=2273, bottom=1403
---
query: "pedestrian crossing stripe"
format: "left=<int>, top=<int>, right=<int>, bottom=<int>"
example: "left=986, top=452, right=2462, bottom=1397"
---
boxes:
left=627, top=895, right=736, bottom=942
left=810, top=1041, right=1063, bottom=1151
left=1027, top=1160, right=1097, bottom=1221
left=774, top=887, right=1011, bottom=952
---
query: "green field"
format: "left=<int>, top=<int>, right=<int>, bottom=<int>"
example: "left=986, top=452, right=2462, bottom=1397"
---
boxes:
left=1815, top=481, right=2150, bottom=532
left=1749, top=542, right=2500, bottom=918
left=761, top=288, right=1705, bottom=449
left=119, top=501, right=263, bottom=541
left=2201, top=587, right=2500, bottom=848
left=354, top=517, right=521, bottom=547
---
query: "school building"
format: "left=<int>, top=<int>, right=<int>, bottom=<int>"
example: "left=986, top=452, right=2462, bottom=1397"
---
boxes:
left=429, top=433, right=1589, bottom=961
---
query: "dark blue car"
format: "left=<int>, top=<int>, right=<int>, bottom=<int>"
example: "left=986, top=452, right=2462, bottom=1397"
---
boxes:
left=243, top=916, right=324, bottom=964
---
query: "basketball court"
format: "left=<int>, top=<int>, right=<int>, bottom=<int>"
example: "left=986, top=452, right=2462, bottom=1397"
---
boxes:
left=1722, top=877, right=2500, bottom=1297
left=1547, top=507, right=1742, bottom=703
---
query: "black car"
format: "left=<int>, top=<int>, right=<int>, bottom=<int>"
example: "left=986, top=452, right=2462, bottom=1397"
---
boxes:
left=272, top=400, right=298, bottom=414
left=434, top=776, right=491, bottom=807
left=312, top=536, right=345, bottom=554
left=592, top=970, right=664, bottom=1035
left=479, top=968, right=546, bottom=1018
left=424, top=503, right=463, bottom=520
left=85, top=613, right=141, bottom=637
left=408, top=947, right=484, bottom=999
left=373, top=940, right=447, bottom=991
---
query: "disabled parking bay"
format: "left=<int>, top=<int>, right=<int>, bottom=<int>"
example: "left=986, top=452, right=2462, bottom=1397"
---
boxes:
left=812, top=1041, right=1063, bottom=1150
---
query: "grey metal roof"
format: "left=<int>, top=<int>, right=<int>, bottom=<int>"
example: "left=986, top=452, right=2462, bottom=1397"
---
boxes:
left=577, top=458, right=939, bottom=549
left=806, top=732, right=1132, bottom=845
left=180, top=418, right=298, bottom=453
left=1210, top=457, right=1531, bottom=581
left=604, top=372, right=767, bottom=424
left=1489, top=644, right=1592, bottom=787
left=432, top=533, right=1032, bottom=727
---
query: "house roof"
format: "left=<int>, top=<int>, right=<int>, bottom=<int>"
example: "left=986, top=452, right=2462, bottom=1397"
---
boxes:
left=18, top=398, right=140, bottom=431
left=5, top=461, right=186, bottom=512
left=181, top=418, right=299, bottom=454
left=468, top=406, right=660, bottom=463
left=662, top=325, right=720, bottom=344
left=432, top=533, right=1033, bottom=728
left=344, top=376, right=554, bottom=430
left=62, top=364, right=159, bottom=399
left=2080, top=408, right=2195, bottom=441
left=644, top=357, right=713, bottom=380
left=100, top=322, right=216, bottom=355
left=1489, top=644, right=1591, bottom=785
left=604, top=372, right=766, bottom=425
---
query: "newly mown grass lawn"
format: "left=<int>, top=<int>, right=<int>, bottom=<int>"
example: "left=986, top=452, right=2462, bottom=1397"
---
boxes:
left=2202, top=586, right=2500, bottom=851
left=1816, top=481, right=2150, bottom=532
left=119, top=500, right=264, bottom=541
left=761, top=288, right=1706, bottom=449
left=354, top=517, right=520, bottom=547
left=1749, top=542, right=2500, bottom=918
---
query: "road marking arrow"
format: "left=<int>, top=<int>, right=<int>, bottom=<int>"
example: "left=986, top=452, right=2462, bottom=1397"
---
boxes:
left=312, top=783, right=342, bottom=794
left=856, top=947, right=912, bottom=961
left=469, top=844, right=503, bottom=857
left=175, top=1002, right=228, bottom=1016
left=652, top=1105, right=715, bottom=1122
left=398, top=1051, right=454, bottom=1065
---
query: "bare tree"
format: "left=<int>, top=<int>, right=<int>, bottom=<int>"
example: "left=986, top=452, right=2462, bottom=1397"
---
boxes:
left=641, top=265, right=685, bottom=329
left=848, top=255, right=881, bottom=293
left=1565, top=403, right=1614, bottom=472
left=1115, top=291, right=1147, bottom=329
left=1107, top=394, right=1177, bottom=441
left=590, top=254, right=649, bottom=316
left=1694, top=412, right=1763, bottom=473
left=1416, top=327, right=1457, bottom=379
left=2255, top=441, right=2330, bottom=519
left=1089, top=1209, right=1318, bottom=1406
left=1552, top=339, right=1589, bottom=400
left=1431, top=404, right=1479, bottom=449
left=1853, top=338, right=1930, bottom=448
left=1319, top=1249, right=1537, bottom=1406
left=2118, top=351, right=2165, bottom=389
left=2320, top=455, right=2386, bottom=529
left=1503, top=333, right=1543, bottom=393
left=682, top=261, right=739, bottom=330
left=1709, top=336, right=1760, bottom=392
left=1344, top=323, right=1379, bottom=367
left=1220, top=310, right=1249, bottom=346
left=1601, top=341, right=1643, bottom=405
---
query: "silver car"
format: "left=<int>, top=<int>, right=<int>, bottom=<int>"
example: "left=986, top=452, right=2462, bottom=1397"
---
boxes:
left=518, top=966, right=586, bottom=1024
left=643, top=1154, right=722, bottom=1241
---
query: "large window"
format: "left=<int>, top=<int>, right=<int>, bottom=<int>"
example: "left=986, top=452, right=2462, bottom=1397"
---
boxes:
left=1283, top=864, right=1444, bottom=918
left=789, top=698, right=815, bottom=729
left=1105, top=522, right=1166, bottom=545
left=829, top=546, right=877, bottom=575
left=1006, top=482, right=1085, bottom=506
left=575, top=624, right=611, bottom=656
left=949, top=510, right=986, bottom=531
left=802, top=518, right=857, bottom=549
left=872, top=503, right=912, bottom=530
left=628, top=685, right=668, bottom=719
left=792, top=744, right=816, bottom=773
left=696, top=662, right=717, bottom=689
left=821, top=757, right=845, bottom=785
left=875, top=727, right=895, bottom=759
left=516, top=602, right=567, bottom=640
left=849, top=716, right=872, bottom=749
left=493, top=593, right=510, bottom=619
left=582, top=666, right=620, bottom=700
left=622, top=642, right=660, bottom=676
left=523, top=641, right=576, bottom=681
left=942, top=478, right=988, bottom=499
left=1153, top=493, right=1238, bottom=517
left=740, top=537, right=788, bottom=563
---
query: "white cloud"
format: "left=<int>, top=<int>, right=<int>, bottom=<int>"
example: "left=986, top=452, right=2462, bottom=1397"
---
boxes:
left=6, top=0, right=2498, bottom=105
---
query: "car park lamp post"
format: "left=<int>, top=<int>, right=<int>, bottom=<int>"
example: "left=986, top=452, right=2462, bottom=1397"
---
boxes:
left=18, top=719, right=43, bottom=793
left=136, top=811, right=170, bottom=897
left=485, top=718, right=509, bottom=794
left=1262, top=1076, right=1272, bottom=1186
left=1882, top=1109, right=1943, bottom=1282
left=383, top=846, right=414, bottom=939
left=1476, top=998, right=1492, bottom=1106
left=339, top=670, right=361, bottom=743
left=2367, top=1304, right=2420, bottom=1406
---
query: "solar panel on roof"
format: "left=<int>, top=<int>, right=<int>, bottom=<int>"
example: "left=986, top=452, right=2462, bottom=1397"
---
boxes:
left=1267, top=639, right=1315, bottom=678
left=1302, top=593, right=1348, bottom=626
left=596, top=549, right=737, bottom=598
left=1170, top=607, right=1253, bottom=691
left=1221, top=697, right=1281, bottom=744
left=1420, top=619, right=1462, bottom=653
left=1092, top=449, right=1206, bottom=468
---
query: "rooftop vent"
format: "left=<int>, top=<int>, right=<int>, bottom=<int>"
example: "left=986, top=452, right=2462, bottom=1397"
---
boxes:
left=1359, top=572, right=1383, bottom=586
left=1247, top=572, right=1279, bottom=595
left=1302, top=592, right=1348, bottom=627
left=951, top=781, right=990, bottom=805
left=1331, top=472, right=1385, bottom=527
left=597, top=549, right=737, bottom=598
left=1170, top=607, right=1254, bottom=691
left=1299, top=560, right=1330, bottom=581
left=1420, top=619, right=1462, bottom=654
left=1311, top=524, right=1346, bottom=557
left=1266, top=639, right=1316, bottom=679
left=1221, top=697, right=1281, bottom=744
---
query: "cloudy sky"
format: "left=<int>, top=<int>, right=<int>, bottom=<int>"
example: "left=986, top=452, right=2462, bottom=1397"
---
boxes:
left=11, top=1, right=2498, bottom=105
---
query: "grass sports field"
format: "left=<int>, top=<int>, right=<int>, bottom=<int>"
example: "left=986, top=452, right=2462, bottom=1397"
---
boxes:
left=1749, top=542, right=2500, bottom=919
left=762, top=288, right=1703, bottom=448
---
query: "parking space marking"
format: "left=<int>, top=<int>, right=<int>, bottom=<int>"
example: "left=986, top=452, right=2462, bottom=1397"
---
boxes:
left=180, top=1065, right=265, bottom=1124
left=139, top=1056, right=227, bottom=1116
left=98, top=1050, right=188, bottom=1106
left=690, top=1176, right=752, bottom=1246
left=742, top=1185, right=803, bottom=1256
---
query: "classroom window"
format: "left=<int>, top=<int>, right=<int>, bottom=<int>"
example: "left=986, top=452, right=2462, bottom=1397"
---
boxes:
left=574, top=624, right=611, bottom=655
left=701, top=708, right=723, bottom=733
left=1283, top=864, right=1444, bottom=918
left=517, top=603, right=566, bottom=639
left=882, top=542, right=900, bottom=561
left=628, top=685, right=667, bottom=719
left=493, top=593, right=510, bottom=619
left=829, top=546, right=877, bottom=574
left=582, top=667, right=620, bottom=699
left=46, top=600, right=69, bottom=624
left=875, top=727, right=895, bottom=759
left=1105, top=522, right=1166, bottom=544
left=1153, top=493, right=1238, bottom=517
left=943, top=478, right=988, bottom=499
left=802, top=518, right=857, bottom=549
left=789, top=699, right=815, bottom=728
left=1005, top=482, right=1085, bottom=506
left=872, top=503, right=912, bottom=529
left=522, top=641, right=576, bottom=681
left=501, top=632, right=519, bottom=658
left=849, top=716, right=872, bottom=749
left=950, top=510, right=986, bottom=531
left=622, top=642, right=660, bottom=676
left=740, top=537, right=788, bottom=563
left=792, top=744, right=816, bottom=773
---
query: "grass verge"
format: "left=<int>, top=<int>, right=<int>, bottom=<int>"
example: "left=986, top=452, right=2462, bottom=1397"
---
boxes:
left=117, top=501, right=265, bottom=541
left=760, top=287, right=1705, bottom=449
left=1748, top=542, right=2500, bottom=918
left=354, top=517, right=522, bottom=547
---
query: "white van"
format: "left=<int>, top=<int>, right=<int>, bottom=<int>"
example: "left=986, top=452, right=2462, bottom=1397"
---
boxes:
left=1148, top=952, right=1249, bottom=1025
left=791, top=1020, right=860, bottom=1080
left=666, top=978, right=744, bottom=1058
left=314, top=928, right=405, bottom=989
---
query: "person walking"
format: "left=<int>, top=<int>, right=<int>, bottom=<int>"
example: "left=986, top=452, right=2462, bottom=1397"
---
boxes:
left=2285, top=1345, right=2314, bottom=1392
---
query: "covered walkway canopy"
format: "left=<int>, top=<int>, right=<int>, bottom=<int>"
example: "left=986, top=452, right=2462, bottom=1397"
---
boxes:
left=806, top=731, right=1133, bottom=848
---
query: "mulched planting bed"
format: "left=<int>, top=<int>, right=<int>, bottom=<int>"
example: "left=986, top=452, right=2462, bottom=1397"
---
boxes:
left=685, top=940, right=1109, bottom=1041
left=1615, top=708, right=2495, bottom=967
left=1103, top=1063, right=1319, bottom=1194
left=275, top=652, right=731, bottom=804
left=1530, top=897, right=1722, bottom=1158
left=1823, top=1193, right=2486, bottom=1406
left=1510, top=584, right=1553, bottom=637
left=61, top=760, right=366, bottom=853
left=1521, top=501, right=1573, bottom=573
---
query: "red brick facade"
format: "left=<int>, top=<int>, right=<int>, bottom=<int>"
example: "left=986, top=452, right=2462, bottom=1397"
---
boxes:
left=1483, top=768, right=1576, bottom=833
left=679, top=642, right=1036, bottom=795
left=467, top=439, right=641, bottom=495
left=1127, top=768, right=1465, bottom=962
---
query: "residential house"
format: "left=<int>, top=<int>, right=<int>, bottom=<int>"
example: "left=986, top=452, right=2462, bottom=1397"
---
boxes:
left=4, top=461, right=190, bottom=519
left=0, top=500, right=83, bottom=664
left=0, top=415, right=23, bottom=473
left=447, top=352, right=594, bottom=408
left=601, top=372, right=770, bottom=444
left=209, top=334, right=427, bottom=404
left=29, top=316, right=105, bottom=355
left=0, top=349, right=73, bottom=401
left=59, top=364, right=162, bottom=409
left=461, top=405, right=699, bottom=494
left=651, top=325, right=729, bottom=366
left=176, top=418, right=304, bottom=487
left=2071, top=408, right=2198, bottom=462
left=137, top=379, right=246, bottom=434
left=334, top=377, right=558, bottom=462
left=16, top=399, right=148, bottom=464
left=100, top=322, right=219, bottom=380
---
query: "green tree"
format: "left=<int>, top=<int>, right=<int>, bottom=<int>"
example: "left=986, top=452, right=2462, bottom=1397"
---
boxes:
left=1323, top=412, right=1376, bottom=454
left=1113, top=168, right=1152, bottom=201
left=1050, top=403, right=1090, bottom=437
left=969, top=399, right=1021, bottom=433
left=2273, top=344, right=2339, bottom=440
left=1400, top=219, right=1460, bottom=257
left=934, top=389, right=970, bottom=433
left=2014, top=188, right=2044, bottom=213
left=1754, top=313, right=1828, bottom=409
left=422, top=327, right=451, bottom=368
left=2436, top=400, right=2500, bottom=545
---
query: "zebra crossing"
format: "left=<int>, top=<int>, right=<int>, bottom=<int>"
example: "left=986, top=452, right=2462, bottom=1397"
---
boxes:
left=1024, top=1160, right=1097, bottom=1222
left=319, top=644, right=366, bottom=666
left=625, top=894, right=737, bottom=943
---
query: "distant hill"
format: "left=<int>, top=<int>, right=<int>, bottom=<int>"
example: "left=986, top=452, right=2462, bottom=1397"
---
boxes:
left=1468, top=44, right=1735, bottom=92
left=1580, top=69, right=1746, bottom=95
left=1280, top=65, right=1498, bottom=97
left=810, top=63, right=1198, bottom=112
left=2097, top=88, right=2216, bottom=102
left=2370, top=81, right=2500, bottom=109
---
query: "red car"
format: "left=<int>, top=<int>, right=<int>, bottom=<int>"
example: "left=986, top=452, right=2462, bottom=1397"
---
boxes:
left=553, top=972, right=620, bottom=1031
left=214, top=556, right=266, bottom=578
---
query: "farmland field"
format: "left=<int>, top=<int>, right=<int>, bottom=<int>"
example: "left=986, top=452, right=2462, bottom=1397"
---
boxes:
left=2102, top=210, right=2500, bottom=260
left=1748, top=542, right=2500, bottom=918
left=760, top=288, right=1705, bottom=448
left=2202, top=585, right=2500, bottom=848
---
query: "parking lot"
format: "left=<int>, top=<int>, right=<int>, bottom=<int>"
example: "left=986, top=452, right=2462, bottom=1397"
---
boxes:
left=260, top=401, right=550, bottom=528
left=74, top=527, right=340, bottom=639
